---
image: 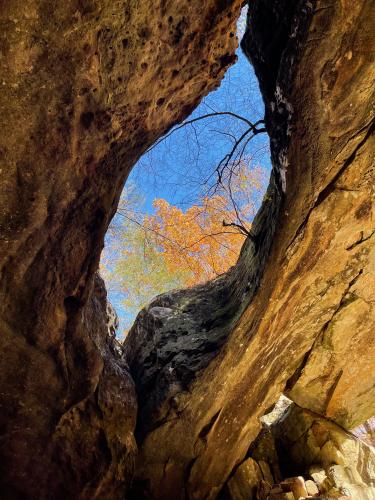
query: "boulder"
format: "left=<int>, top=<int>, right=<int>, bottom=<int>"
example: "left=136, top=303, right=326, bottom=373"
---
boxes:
left=226, top=457, right=263, bottom=500
left=273, top=404, right=375, bottom=500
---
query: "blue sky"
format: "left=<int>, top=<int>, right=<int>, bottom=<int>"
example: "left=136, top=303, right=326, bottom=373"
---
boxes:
left=131, top=49, right=269, bottom=213
left=102, top=8, right=270, bottom=334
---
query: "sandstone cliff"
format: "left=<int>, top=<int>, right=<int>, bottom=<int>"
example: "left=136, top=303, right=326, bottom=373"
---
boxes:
left=0, top=0, right=374, bottom=499
left=0, top=0, right=242, bottom=497
left=125, top=0, right=375, bottom=497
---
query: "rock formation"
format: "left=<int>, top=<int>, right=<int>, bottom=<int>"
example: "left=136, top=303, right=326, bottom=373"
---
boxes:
left=225, top=401, right=375, bottom=499
left=125, top=0, right=375, bottom=498
left=0, top=0, right=242, bottom=497
left=0, top=0, right=374, bottom=499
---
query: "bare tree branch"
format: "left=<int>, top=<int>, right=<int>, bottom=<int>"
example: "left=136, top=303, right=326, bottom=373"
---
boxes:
left=146, top=112, right=265, bottom=154
left=222, top=220, right=255, bottom=240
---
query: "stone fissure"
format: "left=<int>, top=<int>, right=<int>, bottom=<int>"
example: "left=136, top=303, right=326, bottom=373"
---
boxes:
left=0, top=0, right=374, bottom=498
left=346, top=229, right=375, bottom=251
left=286, top=265, right=365, bottom=396
left=125, top=1, right=374, bottom=497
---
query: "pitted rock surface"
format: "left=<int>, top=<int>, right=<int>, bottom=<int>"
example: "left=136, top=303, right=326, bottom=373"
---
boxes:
left=125, top=1, right=375, bottom=498
left=0, top=0, right=242, bottom=497
left=0, top=0, right=374, bottom=499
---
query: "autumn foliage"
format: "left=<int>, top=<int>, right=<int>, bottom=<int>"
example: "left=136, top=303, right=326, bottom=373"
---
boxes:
left=102, top=161, right=268, bottom=329
left=147, top=196, right=244, bottom=285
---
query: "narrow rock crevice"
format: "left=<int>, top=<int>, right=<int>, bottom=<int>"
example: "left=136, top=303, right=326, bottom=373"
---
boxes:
left=126, top=1, right=374, bottom=497
left=0, top=0, right=373, bottom=498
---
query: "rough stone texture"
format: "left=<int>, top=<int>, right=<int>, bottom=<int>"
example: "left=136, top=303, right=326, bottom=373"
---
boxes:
left=224, top=403, right=375, bottom=500
left=226, top=457, right=263, bottom=500
left=305, top=480, right=319, bottom=497
left=272, top=404, right=375, bottom=499
left=125, top=0, right=375, bottom=498
left=1, top=0, right=374, bottom=498
left=46, top=274, right=138, bottom=499
left=0, top=273, right=137, bottom=498
left=0, top=0, right=242, bottom=497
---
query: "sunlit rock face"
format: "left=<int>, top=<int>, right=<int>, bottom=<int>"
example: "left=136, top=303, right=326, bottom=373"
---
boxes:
left=224, top=403, right=375, bottom=500
left=0, top=0, right=373, bottom=498
left=271, top=405, right=375, bottom=499
left=0, top=0, right=242, bottom=497
left=125, top=0, right=374, bottom=498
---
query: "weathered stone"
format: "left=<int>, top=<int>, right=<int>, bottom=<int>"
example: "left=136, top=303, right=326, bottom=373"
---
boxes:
left=258, top=460, right=274, bottom=485
left=280, top=477, right=308, bottom=499
left=224, top=400, right=375, bottom=500
left=251, top=427, right=283, bottom=484
left=270, top=486, right=284, bottom=494
left=272, top=404, right=375, bottom=500
left=326, top=465, right=375, bottom=500
left=257, top=479, right=272, bottom=500
left=305, top=479, right=319, bottom=497
left=309, top=467, right=330, bottom=493
left=261, top=395, right=293, bottom=427
left=0, top=0, right=242, bottom=497
left=226, top=457, right=263, bottom=500
left=1, top=0, right=374, bottom=497
left=1, top=273, right=138, bottom=498
left=268, top=491, right=295, bottom=500
left=125, top=1, right=375, bottom=498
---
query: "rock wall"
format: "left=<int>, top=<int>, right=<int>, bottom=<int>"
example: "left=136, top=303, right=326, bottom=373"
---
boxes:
left=225, top=401, right=375, bottom=499
left=125, top=0, right=375, bottom=498
left=0, top=0, right=242, bottom=497
left=0, top=0, right=374, bottom=498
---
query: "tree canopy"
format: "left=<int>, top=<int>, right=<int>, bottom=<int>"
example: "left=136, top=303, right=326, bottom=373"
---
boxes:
left=102, top=160, right=268, bottom=332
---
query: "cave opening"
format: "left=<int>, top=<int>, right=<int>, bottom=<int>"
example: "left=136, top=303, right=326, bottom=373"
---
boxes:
left=101, top=5, right=271, bottom=337
left=1, top=1, right=373, bottom=498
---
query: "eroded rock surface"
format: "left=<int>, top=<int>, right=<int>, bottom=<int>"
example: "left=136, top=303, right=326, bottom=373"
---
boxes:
left=0, top=272, right=137, bottom=498
left=47, top=275, right=138, bottom=499
left=0, top=0, right=242, bottom=497
left=225, top=403, right=375, bottom=500
left=1, top=0, right=374, bottom=498
left=125, top=0, right=375, bottom=498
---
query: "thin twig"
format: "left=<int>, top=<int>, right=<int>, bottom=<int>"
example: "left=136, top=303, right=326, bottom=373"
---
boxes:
left=146, top=112, right=265, bottom=154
